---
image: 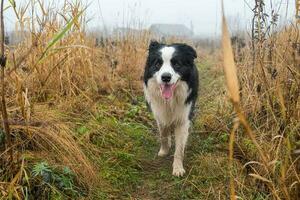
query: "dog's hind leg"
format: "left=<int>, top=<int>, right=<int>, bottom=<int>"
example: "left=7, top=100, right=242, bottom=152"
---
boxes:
left=173, top=121, right=190, bottom=176
left=157, top=124, right=171, bottom=157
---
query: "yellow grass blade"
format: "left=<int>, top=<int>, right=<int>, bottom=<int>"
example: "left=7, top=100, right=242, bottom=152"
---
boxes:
left=221, top=2, right=240, bottom=103
left=249, top=173, right=272, bottom=183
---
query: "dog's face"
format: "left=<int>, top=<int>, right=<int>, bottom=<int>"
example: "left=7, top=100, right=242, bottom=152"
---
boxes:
left=144, top=41, right=197, bottom=100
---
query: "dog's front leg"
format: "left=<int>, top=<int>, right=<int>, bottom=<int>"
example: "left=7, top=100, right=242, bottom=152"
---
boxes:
left=157, top=123, right=171, bottom=157
left=173, top=121, right=190, bottom=176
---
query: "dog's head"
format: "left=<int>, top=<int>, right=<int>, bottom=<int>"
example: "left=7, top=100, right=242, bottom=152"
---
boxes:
left=144, top=40, right=197, bottom=100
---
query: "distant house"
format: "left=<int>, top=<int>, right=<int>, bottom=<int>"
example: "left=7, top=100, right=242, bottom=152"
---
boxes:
left=7, top=30, right=29, bottom=45
left=113, top=27, right=145, bottom=38
left=149, top=24, right=193, bottom=38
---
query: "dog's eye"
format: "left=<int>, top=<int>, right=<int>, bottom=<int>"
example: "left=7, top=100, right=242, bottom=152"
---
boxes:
left=155, top=60, right=162, bottom=68
left=172, top=60, right=180, bottom=68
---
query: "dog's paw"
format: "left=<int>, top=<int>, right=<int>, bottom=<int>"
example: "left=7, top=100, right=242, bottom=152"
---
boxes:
left=172, top=167, right=185, bottom=177
left=158, top=148, right=169, bottom=157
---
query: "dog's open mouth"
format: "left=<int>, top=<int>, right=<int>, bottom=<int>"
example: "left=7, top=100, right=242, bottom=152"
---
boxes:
left=160, top=84, right=177, bottom=100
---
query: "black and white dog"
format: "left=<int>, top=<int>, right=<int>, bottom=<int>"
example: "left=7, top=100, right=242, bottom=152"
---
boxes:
left=143, top=41, right=199, bottom=176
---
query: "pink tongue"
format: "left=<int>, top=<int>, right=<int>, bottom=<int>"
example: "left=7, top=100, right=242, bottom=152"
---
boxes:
left=161, top=84, right=174, bottom=99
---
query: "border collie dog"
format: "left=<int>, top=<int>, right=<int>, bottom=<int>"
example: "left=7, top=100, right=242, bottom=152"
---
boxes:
left=143, top=41, right=199, bottom=176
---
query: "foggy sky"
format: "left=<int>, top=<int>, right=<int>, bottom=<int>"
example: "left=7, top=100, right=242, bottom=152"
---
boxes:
left=4, top=0, right=296, bottom=37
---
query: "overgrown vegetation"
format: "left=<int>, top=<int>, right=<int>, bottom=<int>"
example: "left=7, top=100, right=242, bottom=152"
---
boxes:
left=0, top=0, right=299, bottom=199
left=223, top=1, right=299, bottom=199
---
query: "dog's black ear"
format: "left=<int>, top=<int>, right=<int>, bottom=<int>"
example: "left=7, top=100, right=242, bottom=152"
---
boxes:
left=175, top=43, right=197, bottom=59
left=185, top=45, right=197, bottom=59
left=148, top=40, right=160, bottom=52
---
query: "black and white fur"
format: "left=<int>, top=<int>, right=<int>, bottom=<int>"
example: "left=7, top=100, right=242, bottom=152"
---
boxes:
left=143, top=41, right=199, bottom=176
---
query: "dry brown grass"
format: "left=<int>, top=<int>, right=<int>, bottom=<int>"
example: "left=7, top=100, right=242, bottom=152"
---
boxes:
left=0, top=0, right=299, bottom=199
left=222, top=3, right=300, bottom=198
left=0, top=0, right=152, bottom=198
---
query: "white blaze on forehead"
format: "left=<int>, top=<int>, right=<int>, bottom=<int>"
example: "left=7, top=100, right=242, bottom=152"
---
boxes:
left=155, top=46, right=180, bottom=85
left=160, top=46, right=175, bottom=63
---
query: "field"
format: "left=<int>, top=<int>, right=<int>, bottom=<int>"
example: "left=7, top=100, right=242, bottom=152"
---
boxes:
left=0, top=1, right=299, bottom=200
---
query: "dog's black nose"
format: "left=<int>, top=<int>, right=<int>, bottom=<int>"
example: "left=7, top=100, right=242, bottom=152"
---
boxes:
left=161, top=73, right=172, bottom=83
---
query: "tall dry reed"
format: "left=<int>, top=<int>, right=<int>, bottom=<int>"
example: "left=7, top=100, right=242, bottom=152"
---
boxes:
left=222, top=1, right=299, bottom=199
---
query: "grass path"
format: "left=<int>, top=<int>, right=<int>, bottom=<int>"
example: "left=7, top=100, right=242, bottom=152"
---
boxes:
left=82, top=60, right=231, bottom=199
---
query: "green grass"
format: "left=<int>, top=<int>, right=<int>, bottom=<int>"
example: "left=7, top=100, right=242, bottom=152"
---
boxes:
left=68, top=60, right=234, bottom=199
left=26, top=59, right=268, bottom=199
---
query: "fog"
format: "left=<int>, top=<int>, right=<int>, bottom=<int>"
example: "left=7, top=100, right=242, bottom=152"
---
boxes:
left=4, top=0, right=296, bottom=37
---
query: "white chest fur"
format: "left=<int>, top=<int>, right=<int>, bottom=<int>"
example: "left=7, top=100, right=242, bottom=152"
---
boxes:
left=144, top=78, right=191, bottom=126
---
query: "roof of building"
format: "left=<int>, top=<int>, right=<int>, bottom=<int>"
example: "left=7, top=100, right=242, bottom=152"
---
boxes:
left=149, top=24, right=193, bottom=37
